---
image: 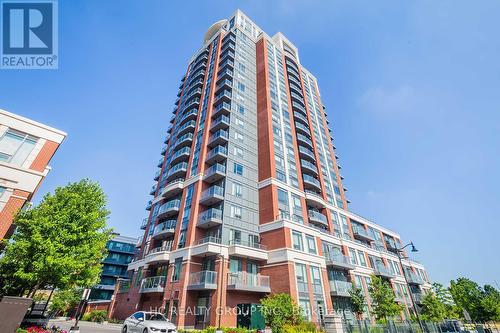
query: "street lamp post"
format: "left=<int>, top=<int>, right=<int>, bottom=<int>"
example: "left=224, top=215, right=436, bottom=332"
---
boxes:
left=396, top=242, right=426, bottom=333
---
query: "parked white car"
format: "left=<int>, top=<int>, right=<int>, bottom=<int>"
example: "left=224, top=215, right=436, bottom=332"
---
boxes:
left=122, top=311, right=177, bottom=333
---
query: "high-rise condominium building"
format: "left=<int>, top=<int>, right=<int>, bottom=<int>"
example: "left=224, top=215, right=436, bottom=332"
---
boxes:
left=109, top=10, right=431, bottom=329
left=0, top=109, right=66, bottom=240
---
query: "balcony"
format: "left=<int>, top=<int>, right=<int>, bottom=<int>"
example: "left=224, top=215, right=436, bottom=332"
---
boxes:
left=174, top=133, right=194, bottom=150
left=208, top=129, right=229, bottom=147
left=228, top=240, right=268, bottom=261
left=294, top=112, right=309, bottom=125
left=203, top=163, right=226, bottom=183
left=178, top=109, right=198, bottom=125
left=304, top=190, right=325, bottom=209
left=210, top=115, right=230, bottom=132
left=329, top=280, right=352, bottom=297
left=154, top=169, right=161, bottom=181
left=198, top=208, right=223, bottom=229
left=157, top=199, right=181, bottom=218
left=157, top=157, right=165, bottom=167
left=166, top=162, right=188, bottom=181
left=373, top=264, right=395, bottom=279
left=190, top=69, right=205, bottom=82
left=146, top=200, right=152, bottom=210
left=297, top=134, right=314, bottom=149
left=191, top=237, right=222, bottom=257
left=136, top=236, right=143, bottom=247
left=159, top=178, right=184, bottom=199
left=215, top=79, right=232, bottom=93
left=218, top=59, right=234, bottom=71
left=206, top=145, right=228, bottom=164
left=300, top=159, right=318, bottom=175
left=406, top=271, right=425, bottom=285
left=227, top=272, right=271, bottom=293
left=385, top=239, right=399, bottom=253
left=412, top=292, right=424, bottom=304
left=187, top=271, right=218, bottom=290
left=395, top=290, right=406, bottom=303
left=184, top=97, right=201, bottom=111
left=189, top=78, right=204, bottom=89
left=217, top=68, right=233, bottom=81
left=214, top=90, right=232, bottom=105
left=140, top=276, right=166, bottom=293
left=352, top=225, right=375, bottom=242
left=200, top=185, right=224, bottom=205
left=294, top=122, right=311, bottom=136
left=176, top=120, right=196, bottom=137
left=152, top=220, right=177, bottom=238
left=140, top=217, right=148, bottom=230
left=170, top=147, right=190, bottom=165
left=289, top=81, right=303, bottom=95
left=325, top=253, right=354, bottom=270
left=303, top=174, right=321, bottom=191
left=298, top=146, right=315, bottom=161
left=213, top=101, right=231, bottom=117
left=290, top=92, right=306, bottom=106
left=308, top=210, right=328, bottom=227
left=144, top=244, right=172, bottom=264
left=150, top=184, right=157, bottom=195
left=220, top=41, right=235, bottom=54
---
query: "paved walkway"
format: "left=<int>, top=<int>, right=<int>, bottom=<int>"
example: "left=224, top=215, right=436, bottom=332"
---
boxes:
left=48, top=319, right=122, bottom=333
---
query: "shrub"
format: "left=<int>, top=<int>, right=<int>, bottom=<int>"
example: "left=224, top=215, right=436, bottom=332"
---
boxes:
left=282, top=322, right=319, bottom=333
left=82, top=309, right=108, bottom=323
left=261, top=293, right=304, bottom=333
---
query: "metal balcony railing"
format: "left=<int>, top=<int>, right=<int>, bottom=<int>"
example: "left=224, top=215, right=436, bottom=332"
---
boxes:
left=228, top=239, right=267, bottom=250
left=227, top=272, right=270, bottom=289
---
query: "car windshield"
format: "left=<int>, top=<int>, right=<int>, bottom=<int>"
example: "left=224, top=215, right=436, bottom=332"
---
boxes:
left=145, top=313, right=167, bottom=321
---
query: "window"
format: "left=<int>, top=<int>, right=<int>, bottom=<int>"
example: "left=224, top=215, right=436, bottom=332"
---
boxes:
left=234, top=146, right=243, bottom=158
left=133, top=312, right=144, bottom=321
left=230, top=258, right=242, bottom=272
left=237, top=104, right=245, bottom=115
left=235, top=117, right=244, bottom=127
left=299, top=299, right=311, bottom=321
left=233, top=131, right=243, bottom=142
left=277, top=188, right=289, bottom=213
left=295, top=263, right=308, bottom=292
left=357, top=250, right=367, bottom=267
left=237, top=82, right=246, bottom=92
left=230, top=205, right=242, bottom=219
left=233, top=163, right=243, bottom=175
left=172, top=258, right=182, bottom=281
left=0, top=129, right=38, bottom=166
left=238, top=63, right=246, bottom=72
left=292, top=231, right=303, bottom=251
left=0, top=186, right=5, bottom=199
left=232, top=182, right=242, bottom=198
left=349, top=248, right=358, bottom=265
left=306, top=236, right=317, bottom=254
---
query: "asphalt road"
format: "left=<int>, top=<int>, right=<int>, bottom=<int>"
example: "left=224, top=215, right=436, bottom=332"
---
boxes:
left=48, top=319, right=122, bottom=333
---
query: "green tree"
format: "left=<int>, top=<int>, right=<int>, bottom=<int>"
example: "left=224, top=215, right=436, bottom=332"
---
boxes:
left=349, top=284, right=366, bottom=319
left=261, top=293, right=303, bottom=333
left=449, top=278, right=484, bottom=321
left=368, top=275, right=403, bottom=322
left=432, top=282, right=460, bottom=319
left=480, top=285, right=500, bottom=321
left=420, top=292, right=447, bottom=322
left=50, top=288, right=83, bottom=316
left=0, top=179, right=112, bottom=296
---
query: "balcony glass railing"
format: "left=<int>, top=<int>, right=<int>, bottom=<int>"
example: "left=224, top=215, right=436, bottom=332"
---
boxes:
left=294, top=122, right=310, bottom=134
left=158, top=199, right=181, bottom=215
left=167, top=162, right=188, bottom=176
left=294, top=112, right=308, bottom=124
left=303, top=174, right=321, bottom=188
left=308, top=210, right=328, bottom=224
left=207, top=146, right=228, bottom=159
left=209, top=129, right=229, bottom=143
left=170, top=147, right=190, bottom=161
left=211, top=115, right=230, bottom=128
left=214, top=101, right=231, bottom=114
left=199, top=208, right=222, bottom=221
left=330, top=280, right=352, bottom=294
left=325, top=252, right=351, bottom=267
left=301, top=159, right=317, bottom=172
left=140, top=276, right=166, bottom=292
left=201, top=185, right=224, bottom=200
left=374, top=263, right=393, bottom=277
left=297, top=134, right=313, bottom=147
left=196, top=236, right=221, bottom=245
left=299, top=146, right=315, bottom=160
left=153, top=220, right=177, bottom=236
left=188, top=271, right=217, bottom=286
left=228, top=272, right=270, bottom=289
left=228, top=239, right=267, bottom=250
left=204, top=163, right=226, bottom=176
left=147, top=243, right=172, bottom=254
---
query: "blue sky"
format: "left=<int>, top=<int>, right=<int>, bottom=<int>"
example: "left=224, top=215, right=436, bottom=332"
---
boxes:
left=1, top=0, right=499, bottom=287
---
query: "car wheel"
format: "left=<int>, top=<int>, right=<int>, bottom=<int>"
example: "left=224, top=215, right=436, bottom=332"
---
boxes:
left=122, top=325, right=127, bottom=333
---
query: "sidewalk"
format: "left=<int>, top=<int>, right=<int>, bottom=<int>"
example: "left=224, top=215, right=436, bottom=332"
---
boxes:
left=48, top=319, right=122, bottom=333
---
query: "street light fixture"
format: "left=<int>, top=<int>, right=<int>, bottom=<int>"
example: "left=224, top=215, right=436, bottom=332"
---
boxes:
left=396, top=241, right=426, bottom=333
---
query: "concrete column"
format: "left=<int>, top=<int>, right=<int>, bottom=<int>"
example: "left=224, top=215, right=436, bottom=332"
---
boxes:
left=323, top=314, right=345, bottom=333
